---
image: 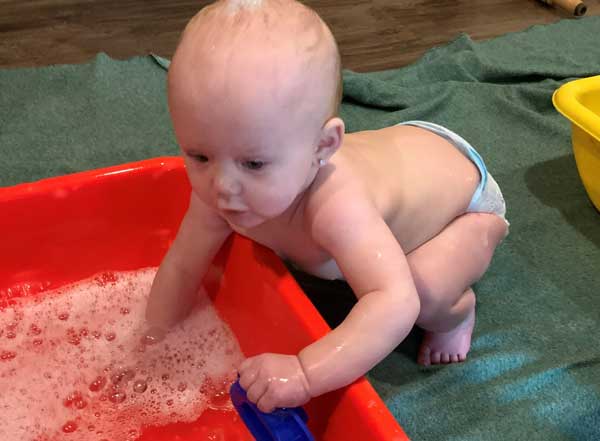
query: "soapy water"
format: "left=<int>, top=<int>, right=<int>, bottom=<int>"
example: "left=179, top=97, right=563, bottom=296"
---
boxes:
left=0, top=268, right=245, bottom=440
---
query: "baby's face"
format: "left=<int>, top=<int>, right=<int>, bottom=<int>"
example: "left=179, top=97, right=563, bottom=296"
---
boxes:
left=169, top=73, right=322, bottom=229
left=168, top=2, right=340, bottom=229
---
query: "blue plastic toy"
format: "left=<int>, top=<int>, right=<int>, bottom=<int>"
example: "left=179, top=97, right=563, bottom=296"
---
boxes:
left=229, top=379, right=315, bottom=441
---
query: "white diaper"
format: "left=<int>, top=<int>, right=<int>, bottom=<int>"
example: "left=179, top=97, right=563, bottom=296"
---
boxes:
left=396, top=120, right=508, bottom=224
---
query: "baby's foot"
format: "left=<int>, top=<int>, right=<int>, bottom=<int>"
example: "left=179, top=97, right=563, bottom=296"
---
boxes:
left=417, top=305, right=475, bottom=366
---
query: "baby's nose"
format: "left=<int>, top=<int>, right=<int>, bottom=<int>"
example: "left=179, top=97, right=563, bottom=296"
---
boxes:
left=213, top=171, right=241, bottom=197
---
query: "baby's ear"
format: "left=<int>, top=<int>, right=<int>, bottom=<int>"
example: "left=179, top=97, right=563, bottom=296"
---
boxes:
left=316, top=117, right=345, bottom=163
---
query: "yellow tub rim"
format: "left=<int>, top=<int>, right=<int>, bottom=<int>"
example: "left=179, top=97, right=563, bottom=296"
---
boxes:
left=552, top=74, right=600, bottom=142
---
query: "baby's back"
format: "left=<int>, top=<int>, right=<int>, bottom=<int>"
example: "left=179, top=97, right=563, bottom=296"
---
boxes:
left=339, top=124, right=480, bottom=252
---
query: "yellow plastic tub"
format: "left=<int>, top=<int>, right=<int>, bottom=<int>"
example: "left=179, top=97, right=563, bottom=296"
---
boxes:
left=553, top=75, right=600, bottom=211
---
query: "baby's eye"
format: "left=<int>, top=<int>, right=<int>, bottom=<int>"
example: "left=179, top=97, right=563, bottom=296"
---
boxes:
left=243, top=160, right=265, bottom=170
left=190, top=154, right=209, bottom=163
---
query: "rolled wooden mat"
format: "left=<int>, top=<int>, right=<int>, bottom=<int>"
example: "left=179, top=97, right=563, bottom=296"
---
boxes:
left=538, top=0, right=588, bottom=16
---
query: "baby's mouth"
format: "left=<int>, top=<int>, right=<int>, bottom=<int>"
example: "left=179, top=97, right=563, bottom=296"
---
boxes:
left=219, top=207, right=249, bottom=218
left=216, top=201, right=246, bottom=212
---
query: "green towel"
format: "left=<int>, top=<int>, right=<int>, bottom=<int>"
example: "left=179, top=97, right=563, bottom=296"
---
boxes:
left=2, top=15, right=600, bottom=441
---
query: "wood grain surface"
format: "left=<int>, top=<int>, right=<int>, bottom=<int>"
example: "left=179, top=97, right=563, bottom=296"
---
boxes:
left=1, top=0, right=598, bottom=72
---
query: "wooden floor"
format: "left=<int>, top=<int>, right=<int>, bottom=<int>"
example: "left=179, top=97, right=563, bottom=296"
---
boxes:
left=0, top=0, right=599, bottom=72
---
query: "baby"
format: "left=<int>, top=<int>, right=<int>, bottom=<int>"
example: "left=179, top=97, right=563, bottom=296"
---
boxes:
left=145, top=0, right=509, bottom=413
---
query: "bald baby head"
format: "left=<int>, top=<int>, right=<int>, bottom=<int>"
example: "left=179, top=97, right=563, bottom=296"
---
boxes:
left=168, top=0, right=342, bottom=132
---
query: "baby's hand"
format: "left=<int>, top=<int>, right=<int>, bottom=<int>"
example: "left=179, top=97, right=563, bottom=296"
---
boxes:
left=238, top=353, right=311, bottom=413
left=140, top=326, right=167, bottom=346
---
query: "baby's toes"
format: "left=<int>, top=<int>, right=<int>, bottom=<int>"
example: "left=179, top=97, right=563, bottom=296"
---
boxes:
left=417, top=345, right=431, bottom=366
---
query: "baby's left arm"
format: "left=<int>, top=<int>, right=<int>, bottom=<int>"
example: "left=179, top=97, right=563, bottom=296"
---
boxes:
left=239, top=195, right=421, bottom=411
left=298, top=196, right=421, bottom=395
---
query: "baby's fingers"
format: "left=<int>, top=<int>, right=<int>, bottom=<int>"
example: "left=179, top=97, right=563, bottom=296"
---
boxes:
left=246, top=378, right=269, bottom=406
left=238, top=358, right=259, bottom=390
left=256, top=382, right=283, bottom=414
left=257, top=392, right=276, bottom=413
left=239, top=357, right=254, bottom=372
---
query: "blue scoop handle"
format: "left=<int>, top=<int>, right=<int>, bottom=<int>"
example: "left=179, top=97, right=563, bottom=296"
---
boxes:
left=229, top=379, right=315, bottom=441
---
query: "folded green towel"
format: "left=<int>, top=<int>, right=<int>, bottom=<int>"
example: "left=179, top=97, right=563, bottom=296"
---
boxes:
left=0, top=54, right=177, bottom=186
left=1, top=16, right=599, bottom=441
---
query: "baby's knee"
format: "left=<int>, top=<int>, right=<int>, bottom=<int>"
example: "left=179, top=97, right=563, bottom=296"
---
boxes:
left=465, top=212, right=508, bottom=247
left=417, top=278, right=460, bottom=321
left=417, top=287, right=475, bottom=332
left=456, top=214, right=507, bottom=277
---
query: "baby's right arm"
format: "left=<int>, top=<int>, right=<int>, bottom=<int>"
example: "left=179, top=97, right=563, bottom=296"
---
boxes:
left=145, top=192, right=232, bottom=332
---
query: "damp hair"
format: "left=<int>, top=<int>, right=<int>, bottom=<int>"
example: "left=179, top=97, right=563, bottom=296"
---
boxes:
left=182, top=0, right=343, bottom=117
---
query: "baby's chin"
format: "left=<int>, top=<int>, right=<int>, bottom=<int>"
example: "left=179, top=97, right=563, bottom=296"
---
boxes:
left=222, top=202, right=296, bottom=230
left=221, top=210, right=268, bottom=230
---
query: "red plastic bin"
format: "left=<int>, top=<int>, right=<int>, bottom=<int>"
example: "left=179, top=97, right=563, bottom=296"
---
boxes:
left=0, top=157, right=409, bottom=441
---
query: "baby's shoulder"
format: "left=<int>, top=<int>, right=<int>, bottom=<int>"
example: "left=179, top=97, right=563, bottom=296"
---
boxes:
left=303, top=162, right=380, bottom=238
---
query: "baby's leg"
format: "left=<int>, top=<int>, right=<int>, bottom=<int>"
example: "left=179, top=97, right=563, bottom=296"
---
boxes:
left=405, top=212, right=508, bottom=365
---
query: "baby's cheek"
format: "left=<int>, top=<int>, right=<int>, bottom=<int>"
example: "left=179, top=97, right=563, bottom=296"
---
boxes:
left=191, top=185, right=209, bottom=202
left=249, top=183, right=290, bottom=211
left=266, top=190, right=297, bottom=214
left=190, top=186, right=215, bottom=210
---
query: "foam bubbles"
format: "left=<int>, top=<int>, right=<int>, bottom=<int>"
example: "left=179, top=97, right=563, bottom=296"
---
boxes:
left=226, top=0, right=263, bottom=13
left=0, top=268, right=244, bottom=440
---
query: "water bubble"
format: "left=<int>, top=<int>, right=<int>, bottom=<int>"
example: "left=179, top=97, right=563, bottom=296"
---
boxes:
left=66, top=328, right=81, bottom=345
left=62, top=421, right=78, bottom=433
left=111, top=368, right=134, bottom=386
left=29, top=324, right=42, bottom=335
left=89, top=376, right=107, bottom=392
left=63, top=391, right=87, bottom=409
left=108, top=385, right=127, bottom=404
left=58, top=312, right=69, bottom=321
left=0, top=350, right=16, bottom=361
left=94, top=272, right=118, bottom=287
left=133, top=379, right=148, bottom=393
left=141, top=328, right=165, bottom=346
left=177, top=382, right=187, bottom=392
left=209, top=389, right=231, bottom=410
left=105, top=332, right=116, bottom=342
